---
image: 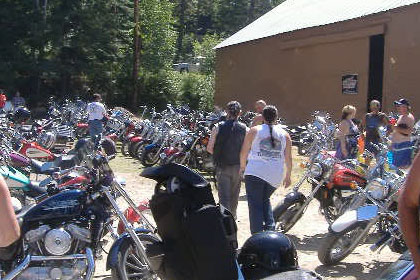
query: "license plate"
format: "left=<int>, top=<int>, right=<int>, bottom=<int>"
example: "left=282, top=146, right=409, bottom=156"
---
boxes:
left=357, top=205, right=378, bottom=221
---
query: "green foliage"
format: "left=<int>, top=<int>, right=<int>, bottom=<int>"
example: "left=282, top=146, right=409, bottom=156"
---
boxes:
left=179, top=73, right=214, bottom=111
left=140, top=0, right=177, bottom=72
left=193, top=34, right=223, bottom=75
left=214, top=0, right=249, bottom=36
left=0, top=0, right=285, bottom=110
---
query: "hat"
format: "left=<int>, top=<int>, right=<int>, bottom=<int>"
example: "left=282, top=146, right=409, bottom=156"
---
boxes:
left=394, top=98, right=410, bottom=106
left=226, top=101, right=241, bottom=115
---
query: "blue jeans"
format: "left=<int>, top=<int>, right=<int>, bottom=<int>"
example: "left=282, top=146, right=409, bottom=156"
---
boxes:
left=245, top=175, right=276, bottom=234
left=89, top=119, right=103, bottom=149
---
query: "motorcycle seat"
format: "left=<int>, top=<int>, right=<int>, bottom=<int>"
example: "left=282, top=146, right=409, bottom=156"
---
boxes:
left=30, top=159, right=56, bottom=175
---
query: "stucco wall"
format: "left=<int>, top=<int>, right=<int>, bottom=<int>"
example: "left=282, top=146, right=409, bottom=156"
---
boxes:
left=215, top=4, right=420, bottom=124
left=382, top=4, right=420, bottom=116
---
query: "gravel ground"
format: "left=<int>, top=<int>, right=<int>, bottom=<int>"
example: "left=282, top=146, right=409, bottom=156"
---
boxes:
left=93, top=150, right=401, bottom=279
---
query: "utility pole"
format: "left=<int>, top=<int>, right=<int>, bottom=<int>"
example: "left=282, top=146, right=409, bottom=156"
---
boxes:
left=132, top=0, right=140, bottom=109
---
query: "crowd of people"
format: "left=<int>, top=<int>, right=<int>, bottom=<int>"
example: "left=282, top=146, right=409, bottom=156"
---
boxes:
left=2, top=93, right=420, bottom=277
left=206, top=97, right=418, bottom=235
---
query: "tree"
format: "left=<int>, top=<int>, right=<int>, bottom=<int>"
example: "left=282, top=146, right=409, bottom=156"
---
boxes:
left=214, top=0, right=249, bottom=36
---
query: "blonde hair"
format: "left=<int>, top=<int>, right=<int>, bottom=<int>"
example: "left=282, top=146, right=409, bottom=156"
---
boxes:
left=341, top=105, right=356, bottom=120
left=370, top=100, right=380, bottom=109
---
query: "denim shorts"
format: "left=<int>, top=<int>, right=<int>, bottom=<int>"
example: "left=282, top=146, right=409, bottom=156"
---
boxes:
left=391, top=141, right=413, bottom=167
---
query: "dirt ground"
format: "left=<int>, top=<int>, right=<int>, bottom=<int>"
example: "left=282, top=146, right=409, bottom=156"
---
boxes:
left=94, top=149, right=401, bottom=279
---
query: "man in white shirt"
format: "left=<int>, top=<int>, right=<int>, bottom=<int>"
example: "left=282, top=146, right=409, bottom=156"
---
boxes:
left=87, top=94, right=107, bottom=148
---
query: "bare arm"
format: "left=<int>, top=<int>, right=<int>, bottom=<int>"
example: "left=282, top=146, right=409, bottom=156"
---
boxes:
left=0, top=176, right=20, bottom=247
left=239, top=128, right=258, bottom=172
left=283, top=132, right=292, bottom=187
left=206, top=126, right=218, bottom=154
left=398, top=153, right=420, bottom=275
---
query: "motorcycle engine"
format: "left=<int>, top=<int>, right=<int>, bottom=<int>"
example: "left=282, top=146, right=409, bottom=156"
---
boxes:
left=18, top=224, right=91, bottom=280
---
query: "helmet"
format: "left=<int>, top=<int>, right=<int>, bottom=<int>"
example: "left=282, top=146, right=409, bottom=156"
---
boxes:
left=14, top=107, right=31, bottom=123
left=38, top=131, right=56, bottom=150
left=238, top=231, right=298, bottom=279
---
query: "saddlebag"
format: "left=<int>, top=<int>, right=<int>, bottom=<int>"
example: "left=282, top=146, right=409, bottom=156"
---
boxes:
left=149, top=182, right=238, bottom=280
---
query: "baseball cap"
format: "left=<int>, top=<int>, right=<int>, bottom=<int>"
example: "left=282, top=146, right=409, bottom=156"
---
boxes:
left=226, top=101, right=241, bottom=115
left=394, top=98, right=410, bottom=106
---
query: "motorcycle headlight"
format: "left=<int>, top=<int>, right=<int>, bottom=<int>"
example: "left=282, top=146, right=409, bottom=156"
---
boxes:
left=309, top=163, right=323, bottom=177
left=366, top=178, right=389, bottom=200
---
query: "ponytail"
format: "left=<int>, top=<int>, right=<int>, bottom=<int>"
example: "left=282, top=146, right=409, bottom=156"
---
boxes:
left=269, top=124, right=275, bottom=148
left=263, top=105, right=278, bottom=148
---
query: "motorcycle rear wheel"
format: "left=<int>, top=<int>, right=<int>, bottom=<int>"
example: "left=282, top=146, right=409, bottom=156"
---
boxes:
left=318, top=223, right=368, bottom=265
left=111, top=234, right=161, bottom=280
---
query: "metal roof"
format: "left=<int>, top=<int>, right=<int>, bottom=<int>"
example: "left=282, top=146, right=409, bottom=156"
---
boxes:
left=215, top=0, right=420, bottom=49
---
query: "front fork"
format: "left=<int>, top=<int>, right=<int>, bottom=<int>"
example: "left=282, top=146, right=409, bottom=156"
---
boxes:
left=288, top=177, right=327, bottom=228
left=102, top=188, right=154, bottom=271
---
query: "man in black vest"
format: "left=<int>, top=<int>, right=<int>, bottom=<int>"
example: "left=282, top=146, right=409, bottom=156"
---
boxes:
left=207, top=101, right=247, bottom=218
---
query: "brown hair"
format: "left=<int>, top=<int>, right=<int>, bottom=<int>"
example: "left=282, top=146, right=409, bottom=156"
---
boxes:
left=93, top=93, right=102, bottom=102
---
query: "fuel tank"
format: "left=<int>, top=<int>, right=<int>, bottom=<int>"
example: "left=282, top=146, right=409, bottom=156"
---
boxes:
left=22, top=189, right=86, bottom=226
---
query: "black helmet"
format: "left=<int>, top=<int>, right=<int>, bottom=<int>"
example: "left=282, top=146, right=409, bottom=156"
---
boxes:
left=238, top=231, right=298, bottom=279
left=14, top=107, right=31, bottom=124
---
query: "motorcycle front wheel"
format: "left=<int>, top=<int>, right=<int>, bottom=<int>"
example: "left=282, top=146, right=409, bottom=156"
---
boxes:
left=318, top=223, right=368, bottom=265
left=111, top=234, right=161, bottom=280
left=141, top=147, right=161, bottom=167
left=121, top=141, right=130, bottom=156
left=273, top=198, right=305, bottom=233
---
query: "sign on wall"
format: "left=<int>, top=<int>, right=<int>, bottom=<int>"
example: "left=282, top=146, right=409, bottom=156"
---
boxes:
left=342, top=74, right=358, bottom=94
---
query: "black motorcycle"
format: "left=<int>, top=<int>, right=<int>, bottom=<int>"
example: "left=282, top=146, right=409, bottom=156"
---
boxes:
left=0, top=153, right=157, bottom=280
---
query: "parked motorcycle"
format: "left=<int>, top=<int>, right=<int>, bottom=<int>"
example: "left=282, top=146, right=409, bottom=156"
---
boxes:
left=317, top=154, right=406, bottom=265
left=0, top=152, right=156, bottom=280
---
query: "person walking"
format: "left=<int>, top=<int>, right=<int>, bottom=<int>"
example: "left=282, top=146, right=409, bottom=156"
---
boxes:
left=87, top=93, right=107, bottom=149
left=362, top=100, right=388, bottom=157
left=12, top=91, right=25, bottom=109
left=391, top=98, right=415, bottom=168
left=207, top=101, right=247, bottom=218
left=335, top=105, right=359, bottom=160
left=240, top=105, right=292, bottom=234
left=251, top=100, right=267, bottom=127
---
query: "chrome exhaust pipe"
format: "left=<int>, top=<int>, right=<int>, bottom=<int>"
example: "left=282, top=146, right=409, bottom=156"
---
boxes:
left=2, top=248, right=95, bottom=280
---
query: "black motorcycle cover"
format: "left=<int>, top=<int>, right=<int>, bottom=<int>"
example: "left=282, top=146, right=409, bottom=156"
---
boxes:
left=150, top=184, right=238, bottom=280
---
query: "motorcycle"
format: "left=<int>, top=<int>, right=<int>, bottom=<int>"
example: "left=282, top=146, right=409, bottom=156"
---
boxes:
left=317, top=152, right=406, bottom=265
left=0, top=152, right=156, bottom=280
left=273, top=147, right=367, bottom=232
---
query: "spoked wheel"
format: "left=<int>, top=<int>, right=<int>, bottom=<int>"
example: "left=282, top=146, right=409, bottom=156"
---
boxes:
left=141, top=148, right=161, bottom=167
left=111, top=234, right=161, bottom=280
left=318, top=223, right=368, bottom=265
left=273, top=199, right=305, bottom=233
left=121, top=141, right=130, bottom=156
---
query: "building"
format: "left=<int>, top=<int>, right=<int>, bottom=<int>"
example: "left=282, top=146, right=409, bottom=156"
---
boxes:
left=214, top=0, right=420, bottom=123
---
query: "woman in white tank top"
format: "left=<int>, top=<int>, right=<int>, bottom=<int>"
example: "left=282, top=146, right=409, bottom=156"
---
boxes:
left=240, top=105, right=292, bottom=234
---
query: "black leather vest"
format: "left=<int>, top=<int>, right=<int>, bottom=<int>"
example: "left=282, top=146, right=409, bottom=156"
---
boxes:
left=213, top=120, right=247, bottom=167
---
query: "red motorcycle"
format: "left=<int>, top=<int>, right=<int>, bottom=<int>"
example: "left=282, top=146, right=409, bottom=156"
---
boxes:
left=273, top=150, right=367, bottom=232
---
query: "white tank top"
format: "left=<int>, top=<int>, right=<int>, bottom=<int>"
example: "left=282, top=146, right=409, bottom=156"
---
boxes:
left=244, top=124, right=286, bottom=188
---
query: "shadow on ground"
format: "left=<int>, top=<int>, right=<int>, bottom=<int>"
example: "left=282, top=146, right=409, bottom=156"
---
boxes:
left=315, top=260, right=393, bottom=280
